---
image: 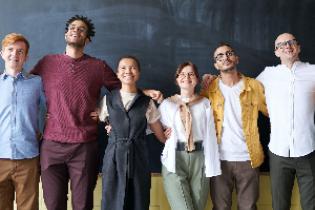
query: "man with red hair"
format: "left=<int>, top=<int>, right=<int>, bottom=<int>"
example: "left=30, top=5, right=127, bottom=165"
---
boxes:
left=0, top=33, right=45, bottom=210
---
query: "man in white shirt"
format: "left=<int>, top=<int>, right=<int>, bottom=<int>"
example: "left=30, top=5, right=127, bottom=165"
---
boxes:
left=257, top=33, right=315, bottom=210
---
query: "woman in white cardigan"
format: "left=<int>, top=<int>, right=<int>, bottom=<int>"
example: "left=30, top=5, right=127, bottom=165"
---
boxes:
left=159, top=61, right=221, bottom=210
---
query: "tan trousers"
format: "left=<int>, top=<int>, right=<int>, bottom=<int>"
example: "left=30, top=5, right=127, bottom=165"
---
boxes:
left=0, top=157, right=39, bottom=210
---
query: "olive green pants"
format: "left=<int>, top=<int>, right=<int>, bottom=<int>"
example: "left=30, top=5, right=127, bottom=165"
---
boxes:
left=162, top=151, right=209, bottom=210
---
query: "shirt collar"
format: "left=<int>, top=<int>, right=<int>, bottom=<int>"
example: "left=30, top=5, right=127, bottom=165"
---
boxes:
left=279, top=60, right=302, bottom=71
left=1, top=71, right=26, bottom=80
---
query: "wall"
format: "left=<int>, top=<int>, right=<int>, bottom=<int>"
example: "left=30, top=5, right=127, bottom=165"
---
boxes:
left=1, top=0, right=315, bottom=172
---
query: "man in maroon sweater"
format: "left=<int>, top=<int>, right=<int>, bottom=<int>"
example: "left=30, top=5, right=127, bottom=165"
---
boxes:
left=31, top=15, right=158, bottom=210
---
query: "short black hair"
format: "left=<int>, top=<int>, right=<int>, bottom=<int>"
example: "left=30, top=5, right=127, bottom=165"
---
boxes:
left=65, top=15, right=95, bottom=41
left=117, top=55, right=141, bottom=72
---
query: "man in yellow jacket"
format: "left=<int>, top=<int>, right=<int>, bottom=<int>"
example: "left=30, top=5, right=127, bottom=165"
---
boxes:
left=201, top=42, right=268, bottom=210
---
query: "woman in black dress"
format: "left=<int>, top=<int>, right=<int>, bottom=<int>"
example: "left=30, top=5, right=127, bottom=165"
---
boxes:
left=99, top=55, right=166, bottom=210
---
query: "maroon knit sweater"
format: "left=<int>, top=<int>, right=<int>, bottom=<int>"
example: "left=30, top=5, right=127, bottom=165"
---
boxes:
left=31, top=54, right=120, bottom=143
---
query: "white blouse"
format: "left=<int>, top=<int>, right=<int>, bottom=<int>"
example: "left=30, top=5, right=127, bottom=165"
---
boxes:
left=159, top=96, right=221, bottom=177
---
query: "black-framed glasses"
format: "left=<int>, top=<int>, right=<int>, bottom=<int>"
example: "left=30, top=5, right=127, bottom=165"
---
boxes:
left=177, top=72, right=196, bottom=78
left=214, top=50, right=235, bottom=62
left=275, top=39, right=298, bottom=50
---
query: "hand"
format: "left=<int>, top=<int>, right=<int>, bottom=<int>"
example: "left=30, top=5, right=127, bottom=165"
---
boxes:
left=164, top=127, right=172, bottom=139
left=90, top=109, right=99, bottom=122
left=46, top=113, right=51, bottom=120
left=201, top=74, right=216, bottom=90
left=36, top=131, right=43, bottom=141
left=105, top=124, right=112, bottom=135
left=143, top=89, right=164, bottom=104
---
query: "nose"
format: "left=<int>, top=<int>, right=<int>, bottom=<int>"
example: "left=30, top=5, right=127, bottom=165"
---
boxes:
left=124, top=67, right=132, bottom=73
left=283, top=42, right=292, bottom=48
left=11, top=50, right=19, bottom=57
left=221, top=54, right=231, bottom=62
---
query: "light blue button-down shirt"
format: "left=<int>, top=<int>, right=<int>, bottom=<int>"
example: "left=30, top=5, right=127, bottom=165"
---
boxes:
left=0, top=71, right=46, bottom=159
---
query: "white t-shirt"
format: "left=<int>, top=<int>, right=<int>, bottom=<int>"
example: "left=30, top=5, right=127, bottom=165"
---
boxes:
left=99, top=90, right=160, bottom=124
left=219, top=79, right=250, bottom=161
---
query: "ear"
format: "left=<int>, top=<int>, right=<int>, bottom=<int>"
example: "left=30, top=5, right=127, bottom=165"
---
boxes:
left=296, top=44, right=301, bottom=55
left=25, top=54, right=29, bottom=62
left=235, top=56, right=240, bottom=65
left=84, top=38, right=90, bottom=46
left=214, top=62, right=219, bottom=70
left=274, top=49, right=280, bottom=58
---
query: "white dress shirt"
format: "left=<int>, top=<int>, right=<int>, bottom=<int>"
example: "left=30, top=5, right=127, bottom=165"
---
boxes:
left=257, top=61, right=315, bottom=157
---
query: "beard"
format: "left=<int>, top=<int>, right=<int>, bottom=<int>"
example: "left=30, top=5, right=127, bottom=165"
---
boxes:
left=65, top=35, right=86, bottom=49
left=220, top=66, right=235, bottom=73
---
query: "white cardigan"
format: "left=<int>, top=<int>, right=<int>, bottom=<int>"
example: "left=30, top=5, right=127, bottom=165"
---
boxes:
left=159, top=97, right=221, bottom=177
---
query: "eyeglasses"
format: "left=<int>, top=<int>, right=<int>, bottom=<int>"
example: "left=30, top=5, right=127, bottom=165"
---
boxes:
left=177, top=72, right=196, bottom=78
left=275, top=39, right=298, bottom=50
left=214, top=50, right=235, bottom=62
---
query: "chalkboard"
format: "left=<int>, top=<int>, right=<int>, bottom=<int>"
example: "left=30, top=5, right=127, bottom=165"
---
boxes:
left=1, top=0, right=315, bottom=172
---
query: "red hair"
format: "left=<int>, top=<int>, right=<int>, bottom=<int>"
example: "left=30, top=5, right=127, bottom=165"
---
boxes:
left=2, top=33, right=30, bottom=55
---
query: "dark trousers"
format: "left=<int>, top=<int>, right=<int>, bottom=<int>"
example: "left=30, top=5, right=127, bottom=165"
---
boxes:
left=40, top=140, right=99, bottom=210
left=210, top=160, right=259, bottom=210
left=269, top=150, right=315, bottom=210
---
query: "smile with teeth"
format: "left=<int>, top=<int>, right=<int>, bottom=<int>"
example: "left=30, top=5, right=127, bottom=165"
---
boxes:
left=69, top=33, right=80, bottom=38
left=123, top=75, right=134, bottom=79
left=223, top=61, right=231, bottom=65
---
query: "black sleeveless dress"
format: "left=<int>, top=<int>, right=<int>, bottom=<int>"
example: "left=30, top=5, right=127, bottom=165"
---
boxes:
left=101, top=89, right=151, bottom=210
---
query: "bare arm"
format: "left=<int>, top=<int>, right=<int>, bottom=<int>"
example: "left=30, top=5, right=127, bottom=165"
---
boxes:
left=143, top=89, right=164, bottom=104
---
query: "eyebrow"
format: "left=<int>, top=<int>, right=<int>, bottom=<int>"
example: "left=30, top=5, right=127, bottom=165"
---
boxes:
left=69, top=23, right=87, bottom=28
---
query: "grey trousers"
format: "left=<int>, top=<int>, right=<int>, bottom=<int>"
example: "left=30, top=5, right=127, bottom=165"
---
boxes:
left=269, top=150, right=315, bottom=210
left=162, top=151, right=209, bottom=210
left=210, top=160, right=259, bottom=210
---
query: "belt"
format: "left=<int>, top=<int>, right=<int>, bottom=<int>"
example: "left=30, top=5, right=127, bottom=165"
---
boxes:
left=176, top=141, right=203, bottom=152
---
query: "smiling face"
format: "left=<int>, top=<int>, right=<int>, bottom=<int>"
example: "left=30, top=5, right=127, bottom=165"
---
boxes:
left=1, top=41, right=28, bottom=72
left=274, top=33, right=300, bottom=63
left=117, top=58, right=140, bottom=86
left=213, top=45, right=239, bottom=73
left=175, top=64, right=198, bottom=91
left=65, top=20, right=89, bottom=48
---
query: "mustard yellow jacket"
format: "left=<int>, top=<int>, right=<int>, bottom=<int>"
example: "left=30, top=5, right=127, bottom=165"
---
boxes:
left=201, top=75, right=268, bottom=168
